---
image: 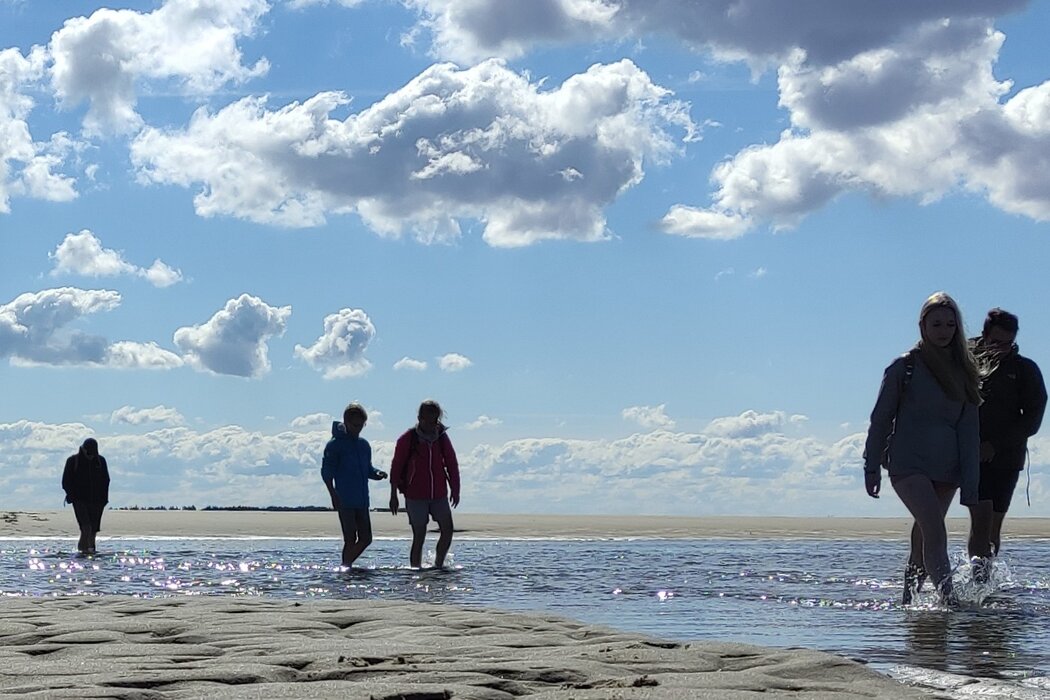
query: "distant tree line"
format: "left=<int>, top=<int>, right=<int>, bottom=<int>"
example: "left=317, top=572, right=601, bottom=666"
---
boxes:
left=115, top=505, right=332, bottom=512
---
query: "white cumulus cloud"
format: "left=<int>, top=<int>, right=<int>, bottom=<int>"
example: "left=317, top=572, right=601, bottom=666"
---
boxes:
left=289, top=412, right=332, bottom=429
left=464, top=415, right=502, bottom=430
left=110, top=405, right=185, bottom=426
left=49, top=230, right=183, bottom=287
left=48, top=0, right=270, bottom=135
left=173, top=294, right=291, bottom=377
left=130, top=58, right=693, bottom=246
left=393, top=356, right=428, bottom=372
left=0, top=46, right=78, bottom=213
left=293, top=308, right=376, bottom=379
left=0, top=287, right=182, bottom=369
left=438, top=352, right=472, bottom=372
left=705, top=410, right=808, bottom=439
left=622, top=404, right=676, bottom=430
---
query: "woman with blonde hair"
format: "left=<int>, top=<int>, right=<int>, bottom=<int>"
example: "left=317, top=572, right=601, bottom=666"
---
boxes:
left=864, top=292, right=981, bottom=605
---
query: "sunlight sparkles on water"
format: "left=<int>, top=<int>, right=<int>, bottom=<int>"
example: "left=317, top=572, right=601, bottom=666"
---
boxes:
left=1, top=536, right=1048, bottom=699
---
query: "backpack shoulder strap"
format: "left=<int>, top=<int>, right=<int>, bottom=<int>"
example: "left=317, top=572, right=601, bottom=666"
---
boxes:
left=901, top=350, right=916, bottom=393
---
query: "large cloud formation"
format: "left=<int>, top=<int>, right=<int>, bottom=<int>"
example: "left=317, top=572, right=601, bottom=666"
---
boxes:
left=0, top=287, right=182, bottom=369
left=130, top=58, right=694, bottom=247
left=173, top=294, right=291, bottom=377
left=395, top=0, right=1048, bottom=237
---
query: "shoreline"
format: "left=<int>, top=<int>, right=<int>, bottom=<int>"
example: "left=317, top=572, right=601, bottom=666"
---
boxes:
left=5, top=510, right=1050, bottom=540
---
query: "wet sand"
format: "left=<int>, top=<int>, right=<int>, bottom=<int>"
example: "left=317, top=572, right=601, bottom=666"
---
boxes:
left=0, top=595, right=926, bottom=698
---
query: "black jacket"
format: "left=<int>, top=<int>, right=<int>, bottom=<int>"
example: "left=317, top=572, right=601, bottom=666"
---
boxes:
left=972, top=340, right=1047, bottom=471
left=62, top=454, right=110, bottom=504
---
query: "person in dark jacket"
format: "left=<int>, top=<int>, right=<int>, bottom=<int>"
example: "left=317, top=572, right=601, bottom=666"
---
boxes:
left=864, top=292, right=981, bottom=606
left=967, top=309, right=1047, bottom=576
left=61, top=438, right=110, bottom=556
left=321, top=403, right=387, bottom=567
left=389, top=400, right=460, bottom=569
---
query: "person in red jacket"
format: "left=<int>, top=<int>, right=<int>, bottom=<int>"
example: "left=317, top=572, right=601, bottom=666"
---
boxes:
left=389, top=400, right=460, bottom=568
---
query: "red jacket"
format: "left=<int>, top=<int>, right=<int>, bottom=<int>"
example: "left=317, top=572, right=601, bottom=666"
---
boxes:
left=390, top=428, right=460, bottom=501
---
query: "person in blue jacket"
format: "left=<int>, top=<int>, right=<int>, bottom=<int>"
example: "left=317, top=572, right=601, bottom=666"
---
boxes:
left=321, top=403, right=386, bottom=567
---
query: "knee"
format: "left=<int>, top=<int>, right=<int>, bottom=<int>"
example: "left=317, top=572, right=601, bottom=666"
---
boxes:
left=359, top=533, right=373, bottom=548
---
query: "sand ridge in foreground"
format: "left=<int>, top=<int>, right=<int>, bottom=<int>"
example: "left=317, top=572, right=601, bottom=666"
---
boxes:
left=5, top=510, right=1050, bottom=540
left=0, top=595, right=924, bottom=699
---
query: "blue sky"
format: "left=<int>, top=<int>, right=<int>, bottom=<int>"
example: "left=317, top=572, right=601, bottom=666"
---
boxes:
left=2, top=0, right=1049, bottom=516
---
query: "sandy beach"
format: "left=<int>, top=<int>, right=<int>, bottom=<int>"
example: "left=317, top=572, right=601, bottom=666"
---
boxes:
left=4, top=509, right=1050, bottom=540
left=0, top=595, right=926, bottom=699
left=4, top=510, right=1046, bottom=697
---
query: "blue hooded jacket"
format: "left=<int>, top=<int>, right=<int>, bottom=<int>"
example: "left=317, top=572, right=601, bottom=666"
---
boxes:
left=321, top=422, right=383, bottom=509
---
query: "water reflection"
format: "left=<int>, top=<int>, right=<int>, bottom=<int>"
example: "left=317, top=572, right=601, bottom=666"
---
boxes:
left=903, top=608, right=1043, bottom=679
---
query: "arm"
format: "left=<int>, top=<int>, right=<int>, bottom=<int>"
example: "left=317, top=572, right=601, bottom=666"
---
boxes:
left=1017, top=359, right=1047, bottom=440
left=320, top=443, right=340, bottom=509
left=388, top=435, right=406, bottom=515
left=367, top=443, right=386, bottom=480
left=863, top=359, right=905, bottom=475
left=100, top=456, right=111, bottom=505
left=442, top=434, right=460, bottom=508
left=958, top=402, right=981, bottom=506
left=61, top=456, right=75, bottom=504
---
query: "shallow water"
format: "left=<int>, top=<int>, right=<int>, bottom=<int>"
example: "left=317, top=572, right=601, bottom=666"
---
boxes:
left=3, top=536, right=1049, bottom=697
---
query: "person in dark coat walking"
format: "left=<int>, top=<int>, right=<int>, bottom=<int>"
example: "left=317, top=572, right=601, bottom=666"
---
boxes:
left=864, top=292, right=981, bottom=606
left=968, top=309, right=1047, bottom=577
left=61, top=438, right=110, bottom=556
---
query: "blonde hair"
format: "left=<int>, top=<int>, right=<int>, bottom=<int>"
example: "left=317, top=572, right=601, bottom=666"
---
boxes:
left=918, top=292, right=980, bottom=403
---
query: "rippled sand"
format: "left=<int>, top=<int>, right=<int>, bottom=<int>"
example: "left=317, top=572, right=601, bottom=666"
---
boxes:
left=0, top=595, right=925, bottom=698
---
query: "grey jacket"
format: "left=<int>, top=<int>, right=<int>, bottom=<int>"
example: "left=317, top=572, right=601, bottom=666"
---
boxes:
left=864, top=353, right=980, bottom=505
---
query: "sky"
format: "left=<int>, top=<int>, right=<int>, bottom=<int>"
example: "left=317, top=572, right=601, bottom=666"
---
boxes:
left=2, top=0, right=1050, bottom=517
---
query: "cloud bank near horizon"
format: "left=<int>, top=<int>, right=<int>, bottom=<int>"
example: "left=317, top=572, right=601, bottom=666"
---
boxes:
left=6, top=410, right=1045, bottom=516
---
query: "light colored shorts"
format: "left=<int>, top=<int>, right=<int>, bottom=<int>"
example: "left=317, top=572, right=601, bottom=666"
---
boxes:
left=405, top=498, right=453, bottom=531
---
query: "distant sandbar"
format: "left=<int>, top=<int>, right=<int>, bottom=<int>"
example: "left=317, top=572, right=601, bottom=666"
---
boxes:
left=4, top=510, right=1050, bottom=540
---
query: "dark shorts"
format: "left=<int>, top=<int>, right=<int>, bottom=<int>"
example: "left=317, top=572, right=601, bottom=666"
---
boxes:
left=405, top=498, right=453, bottom=533
left=337, top=507, right=373, bottom=542
left=978, top=466, right=1021, bottom=514
left=72, top=501, right=105, bottom=532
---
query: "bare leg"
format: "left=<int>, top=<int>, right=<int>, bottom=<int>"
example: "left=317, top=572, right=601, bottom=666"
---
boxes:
left=892, top=475, right=957, bottom=588
left=908, top=521, right=922, bottom=568
left=990, top=511, right=1007, bottom=556
left=409, top=525, right=426, bottom=568
left=336, top=508, right=364, bottom=566
left=435, top=518, right=453, bottom=568
left=968, top=500, right=994, bottom=559
left=343, top=511, right=373, bottom=566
